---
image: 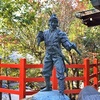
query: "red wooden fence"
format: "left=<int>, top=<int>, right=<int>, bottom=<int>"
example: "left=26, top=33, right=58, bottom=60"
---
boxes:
left=0, top=58, right=100, bottom=100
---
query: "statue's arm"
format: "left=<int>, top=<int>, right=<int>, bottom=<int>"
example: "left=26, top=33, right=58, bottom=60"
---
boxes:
left=36, top=31, right=44, bottom=46
left=59, top=32, right=81, bottom=55
left=59, top=32, right=72, bottom=51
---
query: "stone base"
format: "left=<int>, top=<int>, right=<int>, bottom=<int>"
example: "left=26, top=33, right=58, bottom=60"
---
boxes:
left=78, top=86, right=100, bottom=100
left=31, top=90, right=70, bottom=100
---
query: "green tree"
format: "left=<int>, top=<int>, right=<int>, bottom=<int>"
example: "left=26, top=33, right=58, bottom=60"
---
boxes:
left=0, top=0, right=47, bottom=63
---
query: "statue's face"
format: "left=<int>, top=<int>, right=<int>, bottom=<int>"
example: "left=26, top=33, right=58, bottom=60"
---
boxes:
left=49, top=19, right=58, bottom=30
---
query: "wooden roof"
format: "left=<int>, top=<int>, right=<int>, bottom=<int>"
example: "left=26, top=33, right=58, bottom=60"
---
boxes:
left=75, top=9, right=100, bottom=27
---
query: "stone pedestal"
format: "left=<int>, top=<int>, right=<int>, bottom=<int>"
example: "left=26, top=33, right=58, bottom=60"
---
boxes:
left=78, top=86, right=100, bottom=100
left=31, top=90, right=70, bottom=100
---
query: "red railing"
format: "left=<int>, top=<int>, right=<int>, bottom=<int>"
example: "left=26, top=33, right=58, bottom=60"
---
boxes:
left=0, top=58, right=100, bottom=100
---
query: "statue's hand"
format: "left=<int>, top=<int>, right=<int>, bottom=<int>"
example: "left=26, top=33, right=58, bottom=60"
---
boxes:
left=37, top=31, right=43, bottom=38
left=36, top=31, right=44, bottom=46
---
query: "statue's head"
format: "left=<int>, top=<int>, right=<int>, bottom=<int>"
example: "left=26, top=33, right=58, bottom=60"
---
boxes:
left=48, top=14, right=59, bottom=30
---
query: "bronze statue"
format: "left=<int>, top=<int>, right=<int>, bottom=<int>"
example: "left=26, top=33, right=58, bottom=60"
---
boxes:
left=37, top=14, right=80, bottom=95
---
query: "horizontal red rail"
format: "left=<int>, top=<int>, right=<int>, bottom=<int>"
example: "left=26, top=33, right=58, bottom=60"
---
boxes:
left=64, top=89, right=81, bottom=94
left=25, top=64, right=43, bottom=68
left=66, top=64, right=84, bottom=68
left=89, top=74, right=97, bottom=79
left=0, top=76, right=20, bottom=82
left=0, top=88, right=19, bottom=95
left=65, top=76, right=84, bottom=81
left=25, top=64, right=84, bottom=69
left=98, top=63, right=100, bottom=66
left=25, top=90, right=39, bottom=95
left=90, top=64, right=97, bottom=68
left=0, top=64, right=20, bottom=68
left=98, top=81, right=100, bottom=85
left=98, top=72, right=100, bottom=75
left=25, top=77, right=44, bottom=82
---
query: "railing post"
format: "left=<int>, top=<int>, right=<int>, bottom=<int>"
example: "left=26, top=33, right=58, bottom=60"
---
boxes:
left=0, top=59, right=2, bottom=100
left=52, top=68, right=58, bottom=90
left=19, top=59, right=26, bottom=100
left=84, top=58, right=90, bottom=87
left=93, top=58, right=98, bottom=90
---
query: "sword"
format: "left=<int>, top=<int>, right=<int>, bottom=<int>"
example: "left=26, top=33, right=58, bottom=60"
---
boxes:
left=71, top=43, right=81, bottom=56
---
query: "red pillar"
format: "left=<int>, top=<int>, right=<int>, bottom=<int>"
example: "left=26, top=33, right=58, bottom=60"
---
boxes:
left=52, top=68, right=58, bottom=90
left=93, top=59, right=98, bottom=90
left=0, top=59, right=2, bottom=100
left=84, top=58, right=90, bottom=87
left=19, top=59, right=26, bottom=99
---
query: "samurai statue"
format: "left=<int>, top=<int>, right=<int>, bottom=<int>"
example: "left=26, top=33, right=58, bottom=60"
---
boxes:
left=37, top=14, right=80, bottom=95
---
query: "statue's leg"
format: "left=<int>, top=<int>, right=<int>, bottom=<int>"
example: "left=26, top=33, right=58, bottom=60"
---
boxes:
left=40, top=76, right=52, bottom=91
left=41, top=54, right=53, bottom=92
left=53, top=56, right=65, bottom=95
left=58, top=79, right=65, bottom=95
